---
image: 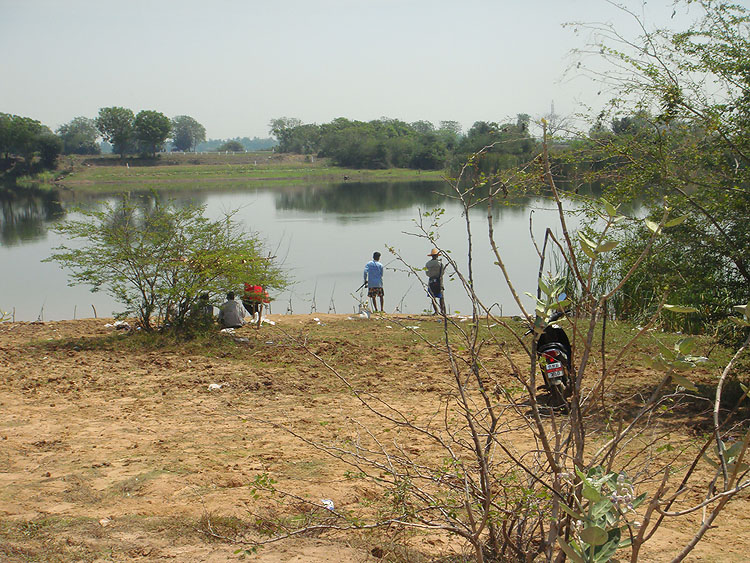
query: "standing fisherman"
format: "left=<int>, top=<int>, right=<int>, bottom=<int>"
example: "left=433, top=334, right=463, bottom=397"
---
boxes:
left=425, top=248, right=445, bottom=315
left=363, top=251, right=384, bottom=313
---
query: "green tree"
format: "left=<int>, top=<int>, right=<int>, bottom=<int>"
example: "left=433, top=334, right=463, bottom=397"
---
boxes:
left=57, top=116, right=100, bottom=155
left=216, top=140, right=244, bottom=152
left=134, top=110, right=172, bottom=157
left=96, top=107, right=134, bottom=158
left=269, top=116, right=302, bottom=150
left=575, top=0, right=750, bottom=329
left=453, top=119, right=537, bottom=174
left=437, top=120, right=462, bottom=149
left=171, top=115, right=206, bottom=152
left=410, top=119, right=435, bottom=134
left=36, top=132, right=63, bottom=168
left=0, top=113, right=12, bottom=160
left=47, top=195, right=287, bottom=331
left=8, top=115, right=48, bottom=171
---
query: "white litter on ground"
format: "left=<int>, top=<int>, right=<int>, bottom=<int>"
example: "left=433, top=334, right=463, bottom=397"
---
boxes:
left=208, top=383, right=225, bottom=391
left=321, top=499, right=334, bottom=511
left=104, top=320, right=130, bottom=330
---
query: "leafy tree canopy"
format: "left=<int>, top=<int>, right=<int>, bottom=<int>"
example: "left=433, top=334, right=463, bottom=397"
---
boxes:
left=269, top=116, right=467, bottom=170
left=216, top=140, right=245, bottom=152
left=134, top=110, right=172, bottom=157
left=96, top=107, right=134, bottom=158
left=571, top=0, right=750, bottom=331
left=171, top=115, right=206, bottom=152
left=47, top=194, right=287, bottom=331
left=57, top=116, right=100, bottom=155
left=0, top=113, right=58, bottom=172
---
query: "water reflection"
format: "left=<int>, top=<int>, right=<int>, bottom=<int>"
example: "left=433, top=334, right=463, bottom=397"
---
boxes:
left=0, top=185, right=65, bottom=246
left=275, top=180, right=449, bottom=215
left=273, top=180, right=566, bottom=221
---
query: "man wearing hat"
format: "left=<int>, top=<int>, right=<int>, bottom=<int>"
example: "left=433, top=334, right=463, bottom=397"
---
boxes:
left=425, top=249, right=445, bottom=315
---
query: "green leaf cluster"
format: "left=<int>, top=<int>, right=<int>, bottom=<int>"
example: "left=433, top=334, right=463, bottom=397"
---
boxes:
left=559, top=467, right=646, bottom=563
left=526, top=275, right=570, bottom=333
left=646, top=327, right=707, bottom=391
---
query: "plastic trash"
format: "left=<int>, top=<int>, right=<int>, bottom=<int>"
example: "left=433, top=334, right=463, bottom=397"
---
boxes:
left=321, top=499, right=334, bottom=511
left=208, top=383, right=224, bottom=391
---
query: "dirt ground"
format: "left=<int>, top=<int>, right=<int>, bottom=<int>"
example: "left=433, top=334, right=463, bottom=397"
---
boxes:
left=0, top=315, right=748, bottom=562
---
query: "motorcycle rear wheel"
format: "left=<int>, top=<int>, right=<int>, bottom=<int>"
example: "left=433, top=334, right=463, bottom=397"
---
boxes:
left=549, top=385, right=568, bottom=407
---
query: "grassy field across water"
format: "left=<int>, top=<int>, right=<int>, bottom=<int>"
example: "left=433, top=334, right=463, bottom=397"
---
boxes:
left=54, top=153, right=444, bottom=193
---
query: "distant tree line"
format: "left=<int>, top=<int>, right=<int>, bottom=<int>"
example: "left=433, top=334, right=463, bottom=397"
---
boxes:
left=268, top=115, right=537, bottom=172
left=196, top=137, right=276, bottom=153
left=2, top=107, right=541, bottom=177
left=0, top=106, right=282, bottom=176
left=93, top=107, right=205, bottom=158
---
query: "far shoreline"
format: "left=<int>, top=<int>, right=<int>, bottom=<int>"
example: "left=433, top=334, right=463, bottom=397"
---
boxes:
left=44, top=152, right=447, bottom=194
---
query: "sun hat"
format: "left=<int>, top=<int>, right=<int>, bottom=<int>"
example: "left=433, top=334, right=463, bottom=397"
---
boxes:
left=428, top=248, right=440, bottom=257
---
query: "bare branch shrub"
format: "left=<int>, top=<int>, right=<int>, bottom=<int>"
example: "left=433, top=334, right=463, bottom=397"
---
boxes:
left=224, top=135, right=749, bottom=562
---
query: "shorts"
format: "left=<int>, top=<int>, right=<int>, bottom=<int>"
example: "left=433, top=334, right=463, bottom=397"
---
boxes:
left=368, top=286, right=384, bottom=298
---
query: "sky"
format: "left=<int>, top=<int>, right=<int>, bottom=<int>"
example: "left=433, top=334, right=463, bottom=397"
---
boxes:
left=1, top=0, right=710, bottom=140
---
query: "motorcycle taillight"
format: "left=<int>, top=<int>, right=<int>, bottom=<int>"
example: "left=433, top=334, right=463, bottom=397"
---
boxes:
left=543, top=351, right=560, bottom=363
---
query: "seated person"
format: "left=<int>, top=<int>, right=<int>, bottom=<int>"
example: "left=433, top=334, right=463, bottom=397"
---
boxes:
left=242, top=283, right=270, bottom=327
left=218, top=291, right=249, bottom=328
left=197, top=293, right=214, bottom=318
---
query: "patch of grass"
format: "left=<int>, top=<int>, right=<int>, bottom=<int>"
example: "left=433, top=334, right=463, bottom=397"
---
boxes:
left=0, top=514, right=226, bottom=563
left=0, top=516, right=103, bottom=563
left=61, top=474, right=103, bottom=505
left=58, top=153, right=443, bottom=193
left=198, top=512, right=254, bottom=543
left=33, top=326, right=257, bottom=357
left=110, top=469, right=169, bottom=497
left=282, top=459, right=328, bottom=479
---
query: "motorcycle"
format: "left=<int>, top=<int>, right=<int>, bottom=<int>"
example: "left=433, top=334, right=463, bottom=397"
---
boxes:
left=527, top=308, right=573, bottom=407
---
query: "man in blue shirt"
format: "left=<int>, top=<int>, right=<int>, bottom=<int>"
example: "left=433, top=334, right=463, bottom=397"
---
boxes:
left=363, top=251, right=384, bottom=313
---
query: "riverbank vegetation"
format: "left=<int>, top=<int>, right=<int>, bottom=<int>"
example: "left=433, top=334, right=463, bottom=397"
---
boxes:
left=51, top=152, right=442, bottom=191
left=47, top=194, right=288, bottom=331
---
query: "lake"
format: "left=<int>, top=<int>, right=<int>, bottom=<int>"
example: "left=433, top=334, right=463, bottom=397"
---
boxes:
left=0, top=181, right=582, bottom=322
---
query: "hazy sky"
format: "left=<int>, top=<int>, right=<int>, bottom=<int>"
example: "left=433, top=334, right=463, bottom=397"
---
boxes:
left=1, top=0, right=705, bottom=140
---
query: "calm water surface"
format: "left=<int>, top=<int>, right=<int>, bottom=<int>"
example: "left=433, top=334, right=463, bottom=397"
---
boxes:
left=1, top=181, right=580, bottom=321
